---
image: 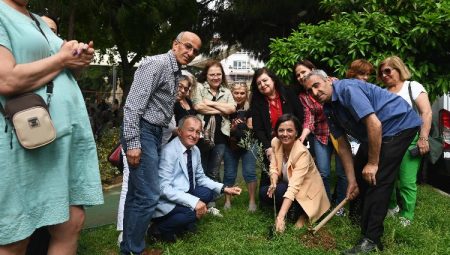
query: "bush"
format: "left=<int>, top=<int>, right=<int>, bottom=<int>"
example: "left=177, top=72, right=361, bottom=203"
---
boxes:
left=267, top=0, right=450, bottom=101
left=96, top=127, right=121, bottom=185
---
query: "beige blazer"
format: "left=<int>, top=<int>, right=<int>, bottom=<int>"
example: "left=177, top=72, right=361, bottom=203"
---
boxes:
left=269, top=137, right=330, bottom=223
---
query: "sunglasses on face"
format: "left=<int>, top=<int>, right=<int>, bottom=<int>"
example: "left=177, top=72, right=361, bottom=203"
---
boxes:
left=176, top=40, right=200, bottom=56
left=381, top=67, right=395, bottom=76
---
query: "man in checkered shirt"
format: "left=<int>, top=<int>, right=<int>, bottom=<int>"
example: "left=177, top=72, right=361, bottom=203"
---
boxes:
left=120, top=31, right=201, bottom=255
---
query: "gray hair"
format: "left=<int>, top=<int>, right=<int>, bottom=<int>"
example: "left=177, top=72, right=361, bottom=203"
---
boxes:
left=176, top=32, right=186, bottom=41
left=304, top=69, right=329, bottom=83
left=178, top=115, right=202, bottom=130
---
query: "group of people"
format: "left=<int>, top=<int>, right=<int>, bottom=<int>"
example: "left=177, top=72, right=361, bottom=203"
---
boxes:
left=0, top=1, right=432, bottom=254
left=117, top=29, right=431, bottom=255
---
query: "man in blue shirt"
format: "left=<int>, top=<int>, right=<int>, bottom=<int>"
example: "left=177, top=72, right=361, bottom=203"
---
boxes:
left=121, top=31, right=201, bottom=255
left=304, top=70, right=421, bottom=254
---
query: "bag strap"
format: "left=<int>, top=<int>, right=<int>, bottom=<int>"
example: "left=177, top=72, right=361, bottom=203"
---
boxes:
left=29, top=13, right=49, bottom=44
left=407, top=81, right=418, bottom=113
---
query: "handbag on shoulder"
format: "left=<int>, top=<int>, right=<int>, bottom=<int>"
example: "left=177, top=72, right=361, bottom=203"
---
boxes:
left=1, top=84, right=56, bottom=149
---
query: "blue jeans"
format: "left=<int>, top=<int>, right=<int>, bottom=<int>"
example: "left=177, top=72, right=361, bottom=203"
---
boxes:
left=311, top=136, right=347, bottom=205
left=120, top=120, right=162, bottom=254
left=153, top=186, right=214, bottom=241
left=199, top=143, right=226, bottom=182
left=223, top=145, right=257, bottom=186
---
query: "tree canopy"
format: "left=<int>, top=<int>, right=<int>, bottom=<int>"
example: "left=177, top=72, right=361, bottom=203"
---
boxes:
left=267, top=0, right=450, bottom=100
left=196, top=0, right=327, bottom=61
left=30, top=0, right=199, bottom=98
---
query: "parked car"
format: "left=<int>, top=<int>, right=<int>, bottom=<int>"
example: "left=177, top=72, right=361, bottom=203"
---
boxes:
left=421, top=92, right=450, bottom=193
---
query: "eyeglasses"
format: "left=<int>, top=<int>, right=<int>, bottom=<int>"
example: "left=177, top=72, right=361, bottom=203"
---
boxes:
left=176, top=40, right=200, bottom=56
left=381, top=67, right=394, bottom=76
left=178, top=84, right=190, bottom=92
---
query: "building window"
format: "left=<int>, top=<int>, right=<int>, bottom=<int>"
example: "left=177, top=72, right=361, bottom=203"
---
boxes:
left=233, top=60, right=249, bottom=70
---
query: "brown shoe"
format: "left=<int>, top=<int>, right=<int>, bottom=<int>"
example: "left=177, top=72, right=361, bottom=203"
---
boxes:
left=142, top=248, right=163, bottom=255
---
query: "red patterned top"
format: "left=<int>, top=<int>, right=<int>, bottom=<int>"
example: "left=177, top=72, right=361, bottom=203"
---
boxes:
left=299, top=91, right=329, bottom=145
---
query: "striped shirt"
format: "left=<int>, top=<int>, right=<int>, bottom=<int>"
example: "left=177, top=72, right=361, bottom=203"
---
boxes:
left=123, top=50, right=181, bottom=149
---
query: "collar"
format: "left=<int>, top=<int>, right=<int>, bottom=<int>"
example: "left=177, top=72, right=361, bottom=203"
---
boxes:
left=167, top=50, right=181, bottom=74
left=266, top=91, right=280, bottom=101
left=204, top=82, right=226, bottom=96
left=331, top=81, right=338, bottom=102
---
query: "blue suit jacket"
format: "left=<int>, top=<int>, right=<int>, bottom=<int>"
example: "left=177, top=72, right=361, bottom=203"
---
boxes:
left=154, top=137, right=223, bottom=217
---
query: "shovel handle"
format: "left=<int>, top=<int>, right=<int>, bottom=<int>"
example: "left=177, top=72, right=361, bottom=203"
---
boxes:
left=312, top=197, right=349, bottom=234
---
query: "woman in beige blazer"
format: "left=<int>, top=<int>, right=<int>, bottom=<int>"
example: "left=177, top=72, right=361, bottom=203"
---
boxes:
left=266, top=114, right=330, bottom=233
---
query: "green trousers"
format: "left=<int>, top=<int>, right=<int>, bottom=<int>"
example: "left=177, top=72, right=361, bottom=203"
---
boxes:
left=389, top=134, right=421, bottom=220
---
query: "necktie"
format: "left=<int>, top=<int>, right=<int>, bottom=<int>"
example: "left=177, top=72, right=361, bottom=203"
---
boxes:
left=186, top=149, right=194, bottom=192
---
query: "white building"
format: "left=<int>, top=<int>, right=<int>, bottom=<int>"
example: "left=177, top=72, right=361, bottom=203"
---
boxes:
left=220, top=51, right=264, bottom=85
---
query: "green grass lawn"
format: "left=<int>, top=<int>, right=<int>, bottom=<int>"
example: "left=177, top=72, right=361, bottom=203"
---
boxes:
left=79, top=180, right=450, bottom=255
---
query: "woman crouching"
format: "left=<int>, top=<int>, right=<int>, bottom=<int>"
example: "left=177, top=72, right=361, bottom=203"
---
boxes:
left=264, top=114, right=330, bottom=232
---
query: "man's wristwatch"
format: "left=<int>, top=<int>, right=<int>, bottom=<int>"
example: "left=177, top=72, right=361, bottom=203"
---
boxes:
left=221, top=185, right=227, bottom=194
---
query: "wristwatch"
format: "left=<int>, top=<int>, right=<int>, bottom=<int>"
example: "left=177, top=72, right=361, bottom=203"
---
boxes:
left=221, top=185, right=227, bottom=194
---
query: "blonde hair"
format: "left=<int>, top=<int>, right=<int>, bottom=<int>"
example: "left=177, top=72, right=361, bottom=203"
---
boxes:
left=377, top=56, right=411, bottom=81
left=230, top=82, right=250, bottom=110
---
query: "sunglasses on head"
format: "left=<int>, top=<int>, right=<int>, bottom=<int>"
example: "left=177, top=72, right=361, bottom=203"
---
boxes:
left=381, top=67, right=395, bottom=76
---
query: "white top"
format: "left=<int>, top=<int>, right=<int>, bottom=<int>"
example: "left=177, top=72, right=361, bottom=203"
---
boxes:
left=282, top=160, right=289, bottom=183
left=396, top=80, right=427, bottom=107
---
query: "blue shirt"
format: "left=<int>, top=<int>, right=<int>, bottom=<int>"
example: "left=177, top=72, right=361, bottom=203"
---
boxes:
left=324, top=79, right=422, bottom=142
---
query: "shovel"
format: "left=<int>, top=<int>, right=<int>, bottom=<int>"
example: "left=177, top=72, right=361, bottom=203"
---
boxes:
left=310, top=197, right=349, bottom=235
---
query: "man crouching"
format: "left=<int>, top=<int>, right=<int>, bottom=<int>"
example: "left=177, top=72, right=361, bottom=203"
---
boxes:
left=151, top=115, right=241, bottom=242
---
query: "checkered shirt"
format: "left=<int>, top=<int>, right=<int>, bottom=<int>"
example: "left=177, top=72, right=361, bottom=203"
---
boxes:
left=299, top=92, right=330, bottom=145
left=123, top=50, right=181, bottom=149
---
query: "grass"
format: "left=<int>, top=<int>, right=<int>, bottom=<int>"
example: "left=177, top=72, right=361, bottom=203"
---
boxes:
left=79, top=177, right=450, bottom=255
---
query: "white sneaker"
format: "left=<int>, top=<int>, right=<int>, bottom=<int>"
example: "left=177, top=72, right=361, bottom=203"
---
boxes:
left=399, top=217, right=411, bottom=227
left=117, top=231, right=123, bottom=247
left=207, top=207, right=223, bottom=217
left=387, top=205, right=400, bottom=217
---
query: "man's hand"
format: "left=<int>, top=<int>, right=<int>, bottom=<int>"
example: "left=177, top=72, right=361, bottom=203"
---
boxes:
left=362, top=163, right=378, bottom=186
left=224, top=186, right=242, bottom=195
left=417, top=139, right=430, bottom=155
left=126, top=148, right=142, bottom=168
left=346, top=180, right=360, bottom=200
left=195, top=200, right=207, bottom=219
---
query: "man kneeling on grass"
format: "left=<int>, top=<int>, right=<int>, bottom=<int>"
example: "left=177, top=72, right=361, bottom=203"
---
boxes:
left=150, top=115, right=242, bottom=242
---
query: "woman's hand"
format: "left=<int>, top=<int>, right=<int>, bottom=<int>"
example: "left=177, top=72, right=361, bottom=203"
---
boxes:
left=275, top=216, right=286, bottom=233
left=265, top=148, right=273, bottom=161
left=267, top=173, right=278, bottom=198
left=57, top=40, right=94, bottom=69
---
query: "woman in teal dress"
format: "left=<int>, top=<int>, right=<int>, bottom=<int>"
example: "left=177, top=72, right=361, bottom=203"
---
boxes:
left=0, top=0, right=103, bottom=254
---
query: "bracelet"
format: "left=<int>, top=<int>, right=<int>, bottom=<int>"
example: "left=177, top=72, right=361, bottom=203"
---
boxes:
left=419, top=137, right=429, bottom=141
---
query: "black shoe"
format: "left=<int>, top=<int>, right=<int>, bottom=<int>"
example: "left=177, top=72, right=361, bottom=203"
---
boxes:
left=341, top=238, right=382, bottom=255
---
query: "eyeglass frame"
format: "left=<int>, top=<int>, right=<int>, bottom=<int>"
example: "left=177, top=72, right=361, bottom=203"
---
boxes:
left=176, top=39, right=200, bottom=56
left=380, top=67, right=396, bottom=76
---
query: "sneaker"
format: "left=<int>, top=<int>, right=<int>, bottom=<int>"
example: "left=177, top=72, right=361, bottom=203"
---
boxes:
left=399, top=217, right=411, bottom=227
left=387, top=205, right=400, bottom=217
left=117, top=231, right=123, bottom=247
left=207, top=207, right=223, bottom=217
left=335, top=208, right=346, bottom=217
